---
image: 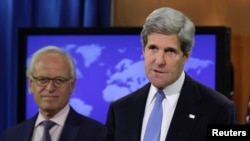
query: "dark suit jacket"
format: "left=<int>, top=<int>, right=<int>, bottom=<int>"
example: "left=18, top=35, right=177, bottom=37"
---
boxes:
left=1, top=107, right=105, bottom=141
left=103, top=73, right=238, bottom=141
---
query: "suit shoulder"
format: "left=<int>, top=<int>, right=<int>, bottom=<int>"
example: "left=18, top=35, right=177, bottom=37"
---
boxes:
left=69, top=108, right=104, bottom=128
left=184, top=74, right=233, bottom=106
left=194, top=79, right=234, bottom=105
left=1, top=117, right=36, bottom=140
left=3, top=116, right=36, bottom=131
left=79, top=115, right=104, bottom=127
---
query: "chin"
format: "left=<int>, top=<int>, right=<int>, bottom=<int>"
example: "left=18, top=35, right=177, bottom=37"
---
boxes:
left=41, top=104, right=58, bottom=110
left=151, top=82, right=165, bottom=89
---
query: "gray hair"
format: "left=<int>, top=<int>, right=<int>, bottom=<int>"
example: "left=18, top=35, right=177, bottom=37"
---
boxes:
left=26, top=45, right=76, bottom=79
left=141, top=7, right=195, bottom=54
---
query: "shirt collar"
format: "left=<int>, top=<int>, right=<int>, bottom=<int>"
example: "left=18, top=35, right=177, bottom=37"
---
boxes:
left=148, top=71, right=185, bottom=107
left=35, top=104, right=70, bottom=127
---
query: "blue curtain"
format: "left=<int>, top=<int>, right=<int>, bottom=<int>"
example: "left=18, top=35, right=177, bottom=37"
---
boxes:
left=0, top=0, right=111, bottom=133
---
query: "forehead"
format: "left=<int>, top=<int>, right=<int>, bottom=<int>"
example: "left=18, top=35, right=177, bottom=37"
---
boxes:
left=147, top=33, right=181, bottom=49
left=36, top=53, right=65, bottom=62
left=33, top=53, right=70, bottom=75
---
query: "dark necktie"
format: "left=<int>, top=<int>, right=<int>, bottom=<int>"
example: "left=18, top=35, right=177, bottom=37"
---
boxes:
left=144, top=90, right=165, bottom=141
left=41, top=120, right=56, bottom=141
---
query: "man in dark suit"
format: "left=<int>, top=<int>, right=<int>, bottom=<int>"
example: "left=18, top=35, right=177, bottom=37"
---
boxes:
left=103, top=7, right=238, bottom=141
left=1, top=46, right=105, bottom=141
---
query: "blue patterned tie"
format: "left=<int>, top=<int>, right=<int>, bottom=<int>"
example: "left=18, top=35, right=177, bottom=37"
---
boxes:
left=144, top=90, right=165, bottom=141
left=41, top=120, right=56, bottom=141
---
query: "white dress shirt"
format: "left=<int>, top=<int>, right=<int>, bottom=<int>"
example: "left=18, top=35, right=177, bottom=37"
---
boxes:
left=31, top=104, right=70, bottom=141
left=141, top=71, right=185, bottom=141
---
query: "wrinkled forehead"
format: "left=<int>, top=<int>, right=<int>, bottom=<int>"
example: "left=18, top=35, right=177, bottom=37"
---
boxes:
left=32, top=53, right=71, bottom=75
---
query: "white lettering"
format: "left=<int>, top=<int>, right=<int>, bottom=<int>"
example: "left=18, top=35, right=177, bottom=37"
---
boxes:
left=212, top=129, right=219, bottom=136
left=212, top=129, right=247, bottom=136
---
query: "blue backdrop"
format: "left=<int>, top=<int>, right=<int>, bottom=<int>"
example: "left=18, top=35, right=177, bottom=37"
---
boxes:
left=0, top=0, right=111, bottom=133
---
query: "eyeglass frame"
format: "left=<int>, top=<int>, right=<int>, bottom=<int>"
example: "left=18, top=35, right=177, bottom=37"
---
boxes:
left=31, top=74, right=72, bottom=88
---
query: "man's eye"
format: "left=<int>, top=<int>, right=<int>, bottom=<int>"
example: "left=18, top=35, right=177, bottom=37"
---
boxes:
left=148, top=45, right=157, bottom=50
left=165, top=48, right=176, bottom=53
left=37, top=78, right=48, bottom=83
left=55, top=78, right=65, bottom=84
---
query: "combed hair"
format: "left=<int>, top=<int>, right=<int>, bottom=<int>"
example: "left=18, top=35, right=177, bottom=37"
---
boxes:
left=26, top=45, right=76, bottom=79
left=141, top=7, right=195, bottom=54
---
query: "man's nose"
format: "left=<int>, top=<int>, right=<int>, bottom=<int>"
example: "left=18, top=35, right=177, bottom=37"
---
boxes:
left=155, top=52, right=166, bottom=66
left=45, top=80, right=57, bottom=91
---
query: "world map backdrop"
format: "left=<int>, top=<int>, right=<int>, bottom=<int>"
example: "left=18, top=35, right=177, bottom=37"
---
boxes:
left=26, top=34, right=215, bottom=124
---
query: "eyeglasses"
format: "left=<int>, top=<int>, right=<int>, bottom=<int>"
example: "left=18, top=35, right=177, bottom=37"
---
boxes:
left=31, top=75, right=72, bottom=88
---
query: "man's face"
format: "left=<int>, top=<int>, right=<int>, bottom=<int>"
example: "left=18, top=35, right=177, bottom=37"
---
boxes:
left=143, top=32, right=190, bottom=89
left=28, top=53, right=75, bottom=116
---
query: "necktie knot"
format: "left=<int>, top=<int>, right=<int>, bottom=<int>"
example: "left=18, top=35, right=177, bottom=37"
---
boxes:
left=43, top=120, right=56, bottom=130
left=155, top=90, right=165, bottom=103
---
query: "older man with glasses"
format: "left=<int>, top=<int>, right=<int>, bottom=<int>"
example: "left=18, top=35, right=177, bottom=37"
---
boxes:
left=1, top=46, right=105, bottom=141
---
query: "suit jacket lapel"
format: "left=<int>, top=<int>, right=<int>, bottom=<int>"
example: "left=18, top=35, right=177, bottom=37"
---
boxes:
left=166, top=74, right=203, bottom=141
left=122, top=83, right=150, bottom=140
left=59, top=108, right=79, bottom=141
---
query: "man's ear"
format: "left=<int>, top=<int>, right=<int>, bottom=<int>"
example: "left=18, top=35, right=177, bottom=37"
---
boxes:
left=27, top=77, right=33, bottom=94
left=183, top=51, right=191, bottom=64
left=186, top=51, right=191, bottom=58
left=69, top=79, right=76, bottom=94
